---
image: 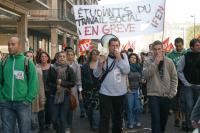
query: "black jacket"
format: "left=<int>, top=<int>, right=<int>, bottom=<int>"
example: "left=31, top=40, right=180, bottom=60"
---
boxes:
left=183, top=52, right=200, bottom=84
left=47, top=64, right=76, bottom=95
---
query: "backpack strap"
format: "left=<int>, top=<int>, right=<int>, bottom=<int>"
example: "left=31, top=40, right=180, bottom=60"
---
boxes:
left=24, top=57, right=29, bottom=73
left=1, top=55, right=9, bottom=85
left=99, top=58, right=116, bottom=84
left=1, top=56, right=30, bottom=85
left=24, top=57, right=29, bottom=81
left=1, top=55, right=9, bottom=68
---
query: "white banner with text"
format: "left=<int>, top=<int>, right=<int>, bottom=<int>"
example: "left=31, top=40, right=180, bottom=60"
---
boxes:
left=73, top=0, right=165, bottom=39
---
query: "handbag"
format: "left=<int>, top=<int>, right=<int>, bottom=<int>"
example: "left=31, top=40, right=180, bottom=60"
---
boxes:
left=69, top=94, right=77, bottom=110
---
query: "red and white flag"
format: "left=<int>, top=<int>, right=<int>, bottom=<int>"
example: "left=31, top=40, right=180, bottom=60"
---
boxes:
left=78, top=39, right=93, bottom=55
left=162, top=37, right=174, bottom=52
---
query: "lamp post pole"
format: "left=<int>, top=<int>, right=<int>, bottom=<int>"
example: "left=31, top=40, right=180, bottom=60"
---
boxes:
left=191, top=15, right=196, bottom=38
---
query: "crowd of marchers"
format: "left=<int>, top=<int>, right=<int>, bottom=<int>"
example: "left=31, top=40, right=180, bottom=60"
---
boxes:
left=0, top=36, right=200, bottom=133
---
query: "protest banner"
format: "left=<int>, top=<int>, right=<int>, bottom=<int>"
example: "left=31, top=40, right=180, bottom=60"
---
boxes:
left=73, top=0, right=165, bottom=39
left=121, top=40, right=136, bottom=51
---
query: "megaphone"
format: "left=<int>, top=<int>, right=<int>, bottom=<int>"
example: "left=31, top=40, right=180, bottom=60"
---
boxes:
left=100, top=34, right=118, bottom=56
left=101, top=34, right=118, bottom=48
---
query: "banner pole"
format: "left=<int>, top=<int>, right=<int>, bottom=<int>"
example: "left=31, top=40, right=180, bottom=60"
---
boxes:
left=162, top=0, right=166, bottom=42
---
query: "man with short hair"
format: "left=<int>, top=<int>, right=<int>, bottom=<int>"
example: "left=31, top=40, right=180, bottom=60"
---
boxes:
left=0, top=37, right=39, bottom=133
left=143, top=40, right=178, bottom=133
left=127, top=48, right=133, bottom=56
left=177, top=38, right=200, bottom=132
left=94, top=37, right=130, bottom=133
left=167, top=37, right=186, bottom=67
left=167, top=37, right=186, bottom=128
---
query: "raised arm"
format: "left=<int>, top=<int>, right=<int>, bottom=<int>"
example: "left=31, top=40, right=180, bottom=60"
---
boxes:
left=142, top=58, right=157, bottom=81
left=93, top=55, right=106, bottom=78
left=116, top=53, right=130, bottom=74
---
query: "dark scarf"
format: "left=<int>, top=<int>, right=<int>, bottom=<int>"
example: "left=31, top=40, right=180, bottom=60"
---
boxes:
left=108, top=54, right=116, bottom=59
left=55, top=62, right=68, bottom=68
left=158, top=60, right=164, bottom=79
left=54, top=62, right=69, bottom=104
left=130, top=63, right=142, bottom=73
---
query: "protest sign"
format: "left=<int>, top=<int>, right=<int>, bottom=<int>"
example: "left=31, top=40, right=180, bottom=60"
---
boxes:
left=121, top=40, right=136, bottom=51
left=73, top=0, right=165, bottom=39
left=78, top=39, right=93, bottom=55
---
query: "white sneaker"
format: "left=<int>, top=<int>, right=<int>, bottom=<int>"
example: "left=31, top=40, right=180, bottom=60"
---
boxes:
left=136, top=122, right=142, bottom=127
left=65, top=128, right=70, bottom=133
left=193, top=128, right=199, bottom=133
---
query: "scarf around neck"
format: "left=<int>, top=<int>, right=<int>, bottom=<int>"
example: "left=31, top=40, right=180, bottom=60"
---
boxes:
left=54, top=62, right=69, bottom=104
left=108, top=54, right=116, bottom=59
left=55, top=61, right=68, bottom=68
left=158, top=60, right=164, bottom=79
left=129, top=63, right=142, bottom=73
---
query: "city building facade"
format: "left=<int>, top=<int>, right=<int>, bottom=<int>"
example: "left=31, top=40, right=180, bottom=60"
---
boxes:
left=0, top=0, right=98, bottom=57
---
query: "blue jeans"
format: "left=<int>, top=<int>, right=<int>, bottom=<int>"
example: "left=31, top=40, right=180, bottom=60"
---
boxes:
left=30, top=112, right=39, bottom=133
left=38, top=110, right=45, bottom=130
left=180, top=85, right=186, bottom=112
left=67, top=110, right=73, bottom=128
left=0, top=106, right=2, bottom=132
left=125, top=89, right=143, bottom=127
left=86, top=109, right=100, bottom=129
left=0, top=101, right=31, bottom=133
left=183, top=85, right=200, bottom=129
left=149, top=96, right=170, bottom=133
left=45, top=92, right=53, bottom=126
left=79, top=99, right=85, bottom=116
left=51, top=95, right=70, bottom=133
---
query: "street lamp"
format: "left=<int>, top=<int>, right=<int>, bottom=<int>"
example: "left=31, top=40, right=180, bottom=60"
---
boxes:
left=191, top=15, right=196, bottom=38
left=181, top=27, right=185, bottom=41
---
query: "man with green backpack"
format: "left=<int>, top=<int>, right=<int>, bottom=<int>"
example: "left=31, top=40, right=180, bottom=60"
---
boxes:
left=0, top=37, right=39, bottom=133
left=167, top=37, right=187, bottom=129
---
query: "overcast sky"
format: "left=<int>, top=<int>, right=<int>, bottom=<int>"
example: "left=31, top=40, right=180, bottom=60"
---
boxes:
left=98, top=0, right=200, bottom=24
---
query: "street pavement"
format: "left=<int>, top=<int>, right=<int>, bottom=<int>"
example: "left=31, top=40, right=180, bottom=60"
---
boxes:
left=70, top=110, right=185, bottom=133
left=42, top=109, right=186, bottom=133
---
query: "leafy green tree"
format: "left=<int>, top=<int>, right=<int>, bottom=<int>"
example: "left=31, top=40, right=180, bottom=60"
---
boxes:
left=186, top=25, right=200, bottom=48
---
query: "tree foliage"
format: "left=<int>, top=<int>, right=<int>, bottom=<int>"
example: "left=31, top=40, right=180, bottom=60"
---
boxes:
left=186, top=25, right=200, bottom=48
